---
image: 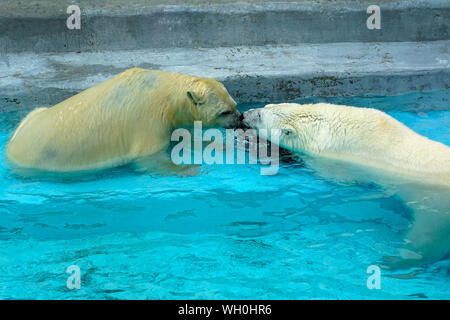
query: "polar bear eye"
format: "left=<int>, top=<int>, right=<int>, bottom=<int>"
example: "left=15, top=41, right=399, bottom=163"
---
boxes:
left=281, top=128, right=295, bottom=136
left=219, top=111, right=233, bottom=116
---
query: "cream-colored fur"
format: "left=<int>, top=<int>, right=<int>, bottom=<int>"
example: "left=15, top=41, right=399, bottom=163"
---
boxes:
left=6, top=68, right=239, bottom=172
left=243, top=103, right=450, bottom=268
left=244, top=103, right=450, bottom=186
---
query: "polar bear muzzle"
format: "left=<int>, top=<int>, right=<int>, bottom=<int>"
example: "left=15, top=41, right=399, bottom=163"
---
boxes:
left=186, top=83, right=241, bottom=128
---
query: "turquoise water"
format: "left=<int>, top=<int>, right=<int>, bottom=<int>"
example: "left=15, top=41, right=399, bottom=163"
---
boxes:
left=0, top=91, right=449, bottom=300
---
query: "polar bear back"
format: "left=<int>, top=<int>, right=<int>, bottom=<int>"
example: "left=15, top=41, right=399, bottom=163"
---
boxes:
left=6, top=69, right=182, bottom=171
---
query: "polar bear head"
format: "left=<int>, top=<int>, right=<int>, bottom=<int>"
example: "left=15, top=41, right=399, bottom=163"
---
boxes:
left=186, top=78, right=240, bottom=128
left=242, top=103, right=319, bottom=151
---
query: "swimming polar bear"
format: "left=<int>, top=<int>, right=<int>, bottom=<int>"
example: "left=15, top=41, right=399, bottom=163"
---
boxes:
left=243, top=103, right=450, bottom=269
left=6, top=68, right=240, bottom=173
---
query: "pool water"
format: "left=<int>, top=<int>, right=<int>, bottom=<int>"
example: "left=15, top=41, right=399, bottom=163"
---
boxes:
left=0, top=91, right=449, bottom=299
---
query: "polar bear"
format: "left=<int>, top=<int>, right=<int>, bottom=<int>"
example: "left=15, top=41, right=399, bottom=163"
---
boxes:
left=243, top=103, right=450, bottom=268
left=6, top=68, right=240, bottom=173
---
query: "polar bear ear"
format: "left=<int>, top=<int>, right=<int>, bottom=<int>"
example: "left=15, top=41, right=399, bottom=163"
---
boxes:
left=187, top=91, right=204, bottom=106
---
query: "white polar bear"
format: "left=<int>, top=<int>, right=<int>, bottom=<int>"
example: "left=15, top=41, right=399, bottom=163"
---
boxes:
left=243, top=103, right=450, bottom=269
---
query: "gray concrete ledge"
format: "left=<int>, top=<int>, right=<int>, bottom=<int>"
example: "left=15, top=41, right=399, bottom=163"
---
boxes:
left=0, top=0, right=449, bottom=53
left=0, top=41, right=448, bottom=112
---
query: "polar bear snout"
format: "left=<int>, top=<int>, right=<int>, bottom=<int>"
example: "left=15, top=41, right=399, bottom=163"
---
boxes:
left=216, top=109, right=243, bottom=129
left=242, top=109, right=262, bottom=128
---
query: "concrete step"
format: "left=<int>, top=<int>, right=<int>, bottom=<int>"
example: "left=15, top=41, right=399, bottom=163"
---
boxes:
left=1, top=41, right=448, bottom=112
left=0, top=0, right=448, bottom=53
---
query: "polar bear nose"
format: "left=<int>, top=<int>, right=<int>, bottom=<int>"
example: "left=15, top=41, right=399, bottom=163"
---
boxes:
left=245, top=109, right=261, bottom=119
left=242, top=109, right=262, bottom=128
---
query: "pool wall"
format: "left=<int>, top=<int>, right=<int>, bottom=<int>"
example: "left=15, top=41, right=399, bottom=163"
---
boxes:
left=0, top=0, right=449, bottom=111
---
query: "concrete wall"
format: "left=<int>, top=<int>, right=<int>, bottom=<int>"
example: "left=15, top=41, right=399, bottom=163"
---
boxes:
left=1, top=0, right=448, bottom=53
